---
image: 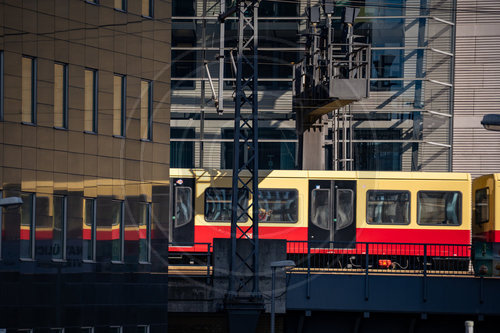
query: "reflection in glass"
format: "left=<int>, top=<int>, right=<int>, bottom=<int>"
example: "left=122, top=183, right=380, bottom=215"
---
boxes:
left=141, top=80, right=152, bottom=140
left=22, top=56, right=36, bottom=124
left=84, top=69, right=98, bottom=133
left=111, top=201, right=124, bottom=262
left=20, top=193, right=35, bottom=259
left=336, top=189, right=354, bottom=230
left=175, top=187, right=192, bottom=227
left=113, top=75, right=126, bottom=136
left=367, top=190, right=410, bottom=225
left=83, top=198, right=96, bottom=261
left=52, top=195, right=67, bottom=260
left=204, top=188, right=248, bottom=222
left=54, top=63, right=68, bottom=128
left=258, top=189, right=298, bottom=223
left=139, top=202, right=151, bottom=263
left=311, top=189, right=330, bottom=230
left=418, top=191, right=461, bottom=226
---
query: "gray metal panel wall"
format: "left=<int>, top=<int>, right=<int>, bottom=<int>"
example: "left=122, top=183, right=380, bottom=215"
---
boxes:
left=453, top=0, right=500, bottom=176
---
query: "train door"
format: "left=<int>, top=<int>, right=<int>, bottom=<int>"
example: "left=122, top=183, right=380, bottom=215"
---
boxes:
left=308, top=180, right=356, bottom=248
left=170, top=178, right=195, bottom=245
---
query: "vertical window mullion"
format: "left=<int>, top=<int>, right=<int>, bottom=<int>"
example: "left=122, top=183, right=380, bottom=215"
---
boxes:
left=32, top=58, right=37, bottom=124
left=22, top=56, right=36, bottom=124
left=113, top=74, right=125, bottom=137
left=93, top=70, right=98, bottom=132
left=0, top=51, right=4, bottom=121
left=85, top=69, right=98, bottom=133
left=121, top=76, right=126, bottom=137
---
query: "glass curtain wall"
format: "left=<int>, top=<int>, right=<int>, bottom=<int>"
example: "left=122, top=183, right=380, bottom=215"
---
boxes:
left=170, top=0, right=455, bottom=171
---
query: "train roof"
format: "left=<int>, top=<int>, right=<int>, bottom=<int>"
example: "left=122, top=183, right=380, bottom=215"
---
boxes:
left=170, top=168, right=472, bottom=181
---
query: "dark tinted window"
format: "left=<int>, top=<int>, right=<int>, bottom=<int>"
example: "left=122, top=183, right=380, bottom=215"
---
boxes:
left=417, top=191, right=461, bottom=226
left=367, top=190, right=410, bottom=224
left=258, top=189, right=298, bottom=223
left=204, top=188, right=248, bottom=222
left=475, top=188, right=489, bottom=224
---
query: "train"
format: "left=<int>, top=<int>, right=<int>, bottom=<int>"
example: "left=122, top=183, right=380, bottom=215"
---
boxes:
left=167, top=169, right=500, bottom=273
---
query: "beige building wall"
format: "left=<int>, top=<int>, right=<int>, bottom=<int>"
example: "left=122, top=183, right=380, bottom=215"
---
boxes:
left=453, top=0, right=500, bottom=177
left=0, top=0, right=171, bottom=268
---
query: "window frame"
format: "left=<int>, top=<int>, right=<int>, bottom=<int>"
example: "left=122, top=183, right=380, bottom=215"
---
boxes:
left=52, top=195, right=67, bottom=261
left=142, top=0, right=154, bottom=18
left=54, top=62, right=68, bottom=129
left=140, top=79, right=153, bottom=141
left=113, top=74, right=126, bottom=137
left=84, top=68, right=98, bottom=134
left=366, top=190, right=411, bottom=225
left=138, top=202, right=151, bottom=264
left=204, top=187, right=249, bottom=223
left=474, top=187, right=490, bottom=225
left=83, top=197, right=97, bottom=262
left=22, top=55, right=37, bottom=125
left=111, top=200, right=125, bottom=263
left=0, top=50, right=4, bottom=121
left=20, top=192, right=36, bottom=261
left=416, top=190, right=462, bottom=226
left=257, top=188, right=299, bottom=223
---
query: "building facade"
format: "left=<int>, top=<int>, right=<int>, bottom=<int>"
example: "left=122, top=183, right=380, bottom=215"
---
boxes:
left=453, top=0, right=500, bottom=178
left=0, top=0, right=171, bottom=328
left=170, top=0, right=456, bottom=172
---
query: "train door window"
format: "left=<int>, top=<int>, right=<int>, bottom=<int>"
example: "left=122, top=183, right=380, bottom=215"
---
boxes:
left=20, top=192, right=35, bottom=260
left=366, top=190, right=410, bottom=224
left=83, top=198, right=96, bottom=262
left=258, top=189, right=298, bottom=223
left=475, top=188, right=489, bottom=224
left=417, top=191, right=462, bottom=226
left=205, top=188, right=248, bottom=222
left=311, top=189, right=330, bottom=230
left=336, top=189, right=354, bottom=230
left=175, top=187, right=192, bottom=228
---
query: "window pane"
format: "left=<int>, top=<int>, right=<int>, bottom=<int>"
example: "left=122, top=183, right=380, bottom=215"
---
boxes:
left=418, top=191, right=461, bottom=226
left=336, top=189, right=354, bottom=230
left=111, top=201, right=123, bottom=261
left=142, top=0, right=152, bottom=17
left=113, top=75, right=125, bottom=136
left=20, top=193, right=34, bottom=259
left=83, top=198, right=96, bottom=261
left=204, top=188, right=248, bottom=222
left=54, top=63, right=67, bottom=128
left=475, top=188, right=489, bottom=224
left=367, top=190, right=410, bottom=224
left=258, top=189, right=298, bottom=223
left=52, top=196, right=66, bottom=260
left=139, top=202, right=150, bottom=262
left=84, top=69, right=97, bottom=132
left=311, top=189, right=330, bottom=230
left=114, top=0, right=126, bottom=10
left=22, top=57, right=34, bottom=123
left=141, top=80, right=152, bottom=140
left=175, top=187, right=192, bottom=227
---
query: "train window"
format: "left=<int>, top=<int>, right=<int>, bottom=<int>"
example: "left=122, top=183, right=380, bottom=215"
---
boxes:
left=258, top=189, right=298, bottom=223
left=175, top=187, right=192, bottom=227
left=204, top=188, right=248, bottom=222
left=475, top=188, right=489, bottom=224
left=336, top=189, right=354, bottom=230
left=366, top=190, right=410, bottom=225
left=311, top=189, right=330, bottom=230
left=417, top=191, right=462, bottom=226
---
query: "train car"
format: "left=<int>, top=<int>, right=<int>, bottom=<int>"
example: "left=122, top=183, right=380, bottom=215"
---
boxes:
left=472, top=173, right=500, bottom=276
left=169, top=169, right=471, bottom=265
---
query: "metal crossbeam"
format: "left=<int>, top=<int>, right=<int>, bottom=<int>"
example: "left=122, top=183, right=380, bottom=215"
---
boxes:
left=228, top=0, right=260, bottom=298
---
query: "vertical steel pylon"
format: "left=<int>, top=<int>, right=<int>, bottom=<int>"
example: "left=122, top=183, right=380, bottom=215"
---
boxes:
left=228, top=0, right=260, bottom=299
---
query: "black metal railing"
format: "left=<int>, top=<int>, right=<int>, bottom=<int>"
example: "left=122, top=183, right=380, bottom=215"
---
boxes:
left=287, top=241, right=473, bottom=276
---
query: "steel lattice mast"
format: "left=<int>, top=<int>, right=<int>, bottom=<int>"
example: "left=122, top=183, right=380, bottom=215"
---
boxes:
left=228, top=0, right=260, bottom=298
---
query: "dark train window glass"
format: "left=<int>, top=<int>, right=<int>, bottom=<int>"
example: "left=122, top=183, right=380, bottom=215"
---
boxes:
left=204, top=188, right=248, bottom=222
left=367, top=190, right=410, bottom=225
left=475, top=188, right=489, bottom=225
left=336, top=189, right=354, bottom=230
left=20, top=192, right=35, bottom=260
left=258, top=189, right=298, bottom=223
left=83, top=198, right=96, bottom=262
left=139, top=202, right=151, bottom=263
left=417, top=191, right=462, bottom=226
left=175, top=187, right=192, bottom=228
left=52, top=195, right=67, bottom=260
left=111, top=201, right=124, bottom=262
left=311, top=189, right=330, bottom=230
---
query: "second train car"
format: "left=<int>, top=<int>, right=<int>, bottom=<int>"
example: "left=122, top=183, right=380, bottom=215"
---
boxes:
left=169, top=169, right=472, bottom=256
